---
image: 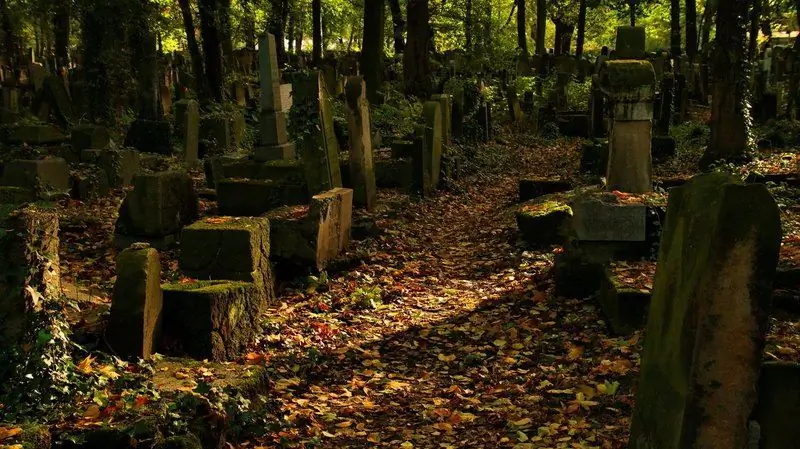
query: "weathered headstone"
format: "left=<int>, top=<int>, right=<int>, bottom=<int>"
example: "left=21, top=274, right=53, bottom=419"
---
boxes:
left=629, top=172, right=782, bottom=449
left=411, top=128, right=432, bottom=197
left=344, top=77, right=377, bottom=211
left=1, top=158, right=71, bottom=198
left=571, top=196, right=646, bottom=242
left=0, top=205, right=61, bottom=349
left=256, top=33, right=295, bottom=162
left=292, top=70, right=342, bottom=195
left=431, top=94, right=453, bottom=145
left=600, top=60, right=655, bottom=193
left=106, top=244, right=162, bottom=359
left=184, top=100, right=200, bottom=164
left=423, top=101, right=443, bottom=189
left=613, top=26, right=646, bottom=60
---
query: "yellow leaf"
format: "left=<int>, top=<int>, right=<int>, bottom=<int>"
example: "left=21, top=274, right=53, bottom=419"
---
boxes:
left=83, top=404, right=102, bottom=419
left=5, top=445, right=24, bottom=449
left=517, top=431, right=529, bottom=442
left=335, top=421, right=352, bottom=428
left=76, top=356, right=95, bottom=375
left=437, top=354, right=456, bottom=363
left=367, top=433, right=381, bottom=443
left=493, top=340, right=507, bottom=347
left=459, top=412, right=477, bottom=423
left=566, top=344, right=584, bottom=360
left=576, top=384, right=596, bottom=399
left=511, top=418, right=531, bottom=427
left=0, top=427, right=22, bottom=441
left=322, top=431, right=336, bottom=438
left=174, top=371, right=190, bottom=380
left=401, top=442, right=414, bottom=449
left=98, top=365, right=119, bottom=380
left=433, top=422, right=453, bottom=432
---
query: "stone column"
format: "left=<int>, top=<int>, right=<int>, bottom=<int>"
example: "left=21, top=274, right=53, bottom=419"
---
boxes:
left=345, top=77, right=378, bottom=211
left=600, top=60, right=656, bottom=194
left=256, top=33, right=295, bottom=162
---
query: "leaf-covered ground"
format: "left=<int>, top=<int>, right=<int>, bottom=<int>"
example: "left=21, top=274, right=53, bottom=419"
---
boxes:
left=48, top=130, right=800, bottom=448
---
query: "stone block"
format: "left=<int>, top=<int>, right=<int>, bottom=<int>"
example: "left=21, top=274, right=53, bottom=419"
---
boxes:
left=516, top=198, right=573, bottom=245
left=255, top=142, right=295, bottom=162
left=216, top=179, right=308, bottom=216
left=180, top=216, right=275, bottom=305
left=106, top=244, right=163, bottom=359
left=258, top=110, right=289, bottom=146
left=200, top=116, right=231, bottom=152
left=571, top=194, right=647, bottom=241
left=518, top=178, right=572, bottom=202
left=5, top=124, right=67, bottom=145
left=124, top=119, right=172, bottom=155
left=70, top=163, right=110, bottom=200
left=71, top=124, right=110, bottom=152
left=100, top=149, right=140, bottom=188
left=268, top=188, right=353, bottom=270
left=630, top=172, right=782, bottom=448
left=614, top=26, right=646, bottom=59
left=753, top=362, right=800, bottom=449
left=597, top=267, right=651, bottom=335
left=161, top=280, right=262, bottom=361
left=1, top=158, right=70, bottom=196
left=115, top=171, right=199, bottom=238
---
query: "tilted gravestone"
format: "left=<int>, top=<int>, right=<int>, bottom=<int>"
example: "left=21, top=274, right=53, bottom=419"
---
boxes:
left=629, top=172, right=781, bottom=449
left=599, top=60, right=656, bottom=193
left=106, top=243, right=163, bottom=359
left=344, top=76, right=377, bottom=211
left=292, top=70, right=342, bottom=196
left=256, top=33, right=295, bottom=162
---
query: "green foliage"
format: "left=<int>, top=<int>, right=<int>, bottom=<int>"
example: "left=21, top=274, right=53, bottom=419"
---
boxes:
left=371, top=97, right=424, bottom=139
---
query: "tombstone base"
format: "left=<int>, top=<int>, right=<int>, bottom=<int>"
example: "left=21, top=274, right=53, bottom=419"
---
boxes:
left=254, top=142, right=295, bottom=162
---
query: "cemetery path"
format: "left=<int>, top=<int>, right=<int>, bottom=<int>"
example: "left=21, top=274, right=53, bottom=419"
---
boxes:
left=253, top=138, right=639, bottom=449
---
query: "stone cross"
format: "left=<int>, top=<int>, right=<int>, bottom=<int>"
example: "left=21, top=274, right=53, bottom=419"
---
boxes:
left=344, top=76, right=377, bottom=211
left=256, top=33, right=295, bottom=162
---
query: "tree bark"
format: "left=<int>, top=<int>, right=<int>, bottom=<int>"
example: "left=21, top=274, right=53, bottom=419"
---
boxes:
left=465, top=0, right=472, bottom=54
left=219, top=0, right=235, bottom=68
left=198, top=0, right=225, bottom=103
left=576, top=0, right=587, bottom=59
left=388, top=0, right=405, bottom=54
left=130, top=0, right=159, bottom=119
left=535, top=0, right=546, bottom=55
left=749, top=0, right=761, bottom=60
left=178, top=0, right=209, bottom=103
left=686, top=0, right=698, bottom=60
left=362, top=0, right=385, bottom=104
left=313, top=0, right=322, bottom=65
left=0, top=0, right=19, bottom=69
left=403, top=0, right=431, bottom=98
left=670, top=0, right=681, bottom=59
left=268, top=0, right=288, bottom=66
left=703, top=0, right=752, bottom=167
left=53, top=0, right=70, bottom=69
left=517, top=0, right=528, bottom=55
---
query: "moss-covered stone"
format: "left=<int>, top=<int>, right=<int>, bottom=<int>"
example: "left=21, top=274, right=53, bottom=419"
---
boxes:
left=1, top=158, right=70, bottom=197
left=516, top=198, right=573, bottom=246
left=115, top=171, right=199, bottom=238
left=601, top=60, right=656, bottom=96
left=597, top=268, right=651, bottom=335
left=180, top=216, right=275, bottom=306
left=161, top=280, right=261, bottom=361
left=630, top=172, right=782, bottom=449
left=70, top=163, right=110, bottom=201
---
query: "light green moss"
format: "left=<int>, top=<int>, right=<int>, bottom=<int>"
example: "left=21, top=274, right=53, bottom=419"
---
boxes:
left=518, top=200, right=573, bottom=219
left=161, top=280, right=251, bottom=293
left=184, top=216, right=267, bottom=231
left=603, top=60, right=656, bottom=90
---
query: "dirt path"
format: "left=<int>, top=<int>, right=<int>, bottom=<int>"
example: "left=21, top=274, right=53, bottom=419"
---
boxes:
left=255, top=139, right=636, bottom=449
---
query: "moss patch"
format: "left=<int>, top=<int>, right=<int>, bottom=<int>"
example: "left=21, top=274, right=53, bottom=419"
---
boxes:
left=162, top=280, right=251, bottom=293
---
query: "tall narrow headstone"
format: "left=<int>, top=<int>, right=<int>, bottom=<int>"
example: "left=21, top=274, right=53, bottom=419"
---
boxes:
left=256, top=33, right=295, bottom=161
left=431, top=94, right=453, bottom=145
left=600, top=60, right=655, bottom=193
left=106, top=243, right=163, bottom=359
left=423, top=101, right=443, bottom=189
left=629, top=172, right=781, bottom=449
left=184, top=100, right=200, bottom=164
left=293, top=70, right=343, bottom=195
left=344, top=77, right=377, bottom=211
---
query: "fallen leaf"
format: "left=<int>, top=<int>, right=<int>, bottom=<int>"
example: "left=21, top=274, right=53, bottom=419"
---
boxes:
left=0, top=427, right=22, bottom=441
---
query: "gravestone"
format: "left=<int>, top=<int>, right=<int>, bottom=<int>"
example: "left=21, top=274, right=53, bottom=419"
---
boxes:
left=655, top=73, right=674, bottom=136
left=431, top=94, right=453, bottom=145
left=1, top=158, right=71, bottom=198
left=613, top=26, right=646, bottom=60
left=411, top=127, right=432, bottom=197
left=571, top=196, right=646, bottom=242
left=344, top=77, right=377, bottom=211
left=0, top=205, right=61, bottom=349
left=106, top=244, right=162, bottom=359
left=256, top=33, right=295, bottom=162
left=71, top=124, right=110, bottom=153
left=629, top=172, right=782, bottom=449
left=506, top=86, right=524, bottom=124
left=280, top=83, right=293, bottom=112
left=292, top=70, right=342, bottom=195
left=600, top=60, right=656, bottom=193
left=423, top=101, right=443, bottom=189
left=184, top=100, right=200, bottom=164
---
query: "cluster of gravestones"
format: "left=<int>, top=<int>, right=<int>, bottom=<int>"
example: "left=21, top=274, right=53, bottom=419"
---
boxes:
left=515, top=27, right=798, bottom=449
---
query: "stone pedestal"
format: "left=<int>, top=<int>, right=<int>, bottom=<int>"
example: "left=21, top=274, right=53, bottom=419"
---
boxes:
left=256, top=33, right=295, bottom=162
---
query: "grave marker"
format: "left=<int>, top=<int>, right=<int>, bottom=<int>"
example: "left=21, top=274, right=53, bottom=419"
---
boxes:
left=344, top=76, right=377, bottom=211
left=256, top=33, right=295, bottom=162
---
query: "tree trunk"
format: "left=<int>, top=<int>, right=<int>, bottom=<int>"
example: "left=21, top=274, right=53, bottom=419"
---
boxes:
left=198, top=0, right=225, bottom=103
left=313, top=0, right=322, bottom=65
left=517, top=0, right=528, bottom=54
left=53, top=0, right=70, bottom=69
left=81, top=6, right=111, bottom=122
left=131, top=0, right=159, bottom=119
left=536, top=0, right=546, bottom=56
left=403, top=0, right=431, bottom=98
left=670, top=0, right=681, bottom=60
left=268, top=0, right=288, bottom=66
left=686, top=0, right=698, bottom=60
left=242, top=0, right=256, bottom=49
left=178, top=0, right=209, bottom=102
left=553, top=20, right=574, bottom=56
left=388, top=0, right=405, bottom=54
left=749, top=0, right=761, bottom=60
left=219, top=0, right=235, bottom=68
left=0, top=0, right=19, bottom=69
left=703, top=0, right=752, bottom=167
left=576, top=0, right=587, bottom=59
left=362, top=0, right=385, bottom=104
left=761, top=0, right=772, bottom=37
left=629, top=0, right=636, bottom=26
